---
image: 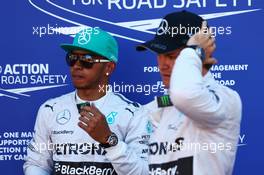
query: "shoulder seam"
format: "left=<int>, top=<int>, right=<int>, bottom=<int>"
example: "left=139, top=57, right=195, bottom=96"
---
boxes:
left=113, top=93, right=140, bottom=108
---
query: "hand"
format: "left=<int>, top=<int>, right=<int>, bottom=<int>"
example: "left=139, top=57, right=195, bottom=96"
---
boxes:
left=187, top=21, right=216, bottom=57
left=187, top=21, right=217, bottom=75
left=78, top=104, right=112, bottom=144
left=202, top=57, right=217, bottom=76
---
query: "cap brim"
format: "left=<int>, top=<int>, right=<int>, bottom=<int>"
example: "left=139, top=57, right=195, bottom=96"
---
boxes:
left=136, top=38, right=184, bottom=54
left=136, top=39, right=165, bottom=54
left=60, top=44, right=104, bottom=57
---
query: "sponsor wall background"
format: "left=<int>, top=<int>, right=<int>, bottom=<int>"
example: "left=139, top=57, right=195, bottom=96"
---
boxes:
left=0, top=0, right=263, bottom=174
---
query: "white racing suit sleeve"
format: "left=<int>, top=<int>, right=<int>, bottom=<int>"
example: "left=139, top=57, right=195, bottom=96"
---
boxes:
left=104, top=108, right=149, bottom=175
left=169, top=48, right=241, bottom=127
left=23, top=104, right=53, bottom=175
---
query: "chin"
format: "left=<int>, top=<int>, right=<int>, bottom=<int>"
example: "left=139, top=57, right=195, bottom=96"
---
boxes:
left=162, top=79, right=170, bottom=89
left=73, top=82, right=98, bottom=90
left=73, top=83, right=88, bottom=89
left=164, top=84, right=169, bottom=89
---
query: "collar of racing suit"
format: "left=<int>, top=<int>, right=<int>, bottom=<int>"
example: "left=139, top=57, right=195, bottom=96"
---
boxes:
left=75, top=91, right=110, bottom=109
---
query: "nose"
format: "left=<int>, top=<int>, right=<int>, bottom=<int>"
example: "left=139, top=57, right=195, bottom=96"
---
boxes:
left=72, top=60, right=83, bottom=69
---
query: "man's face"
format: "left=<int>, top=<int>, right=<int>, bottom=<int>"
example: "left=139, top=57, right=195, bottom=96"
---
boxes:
left=157, top=47, right=185, bottom=88
left=69, top=50, right=108, bottom=89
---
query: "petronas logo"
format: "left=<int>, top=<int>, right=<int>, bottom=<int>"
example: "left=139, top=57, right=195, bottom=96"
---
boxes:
left=106, top=112, right=118, bottom=124
left=157, top=95, right=173, bottom=108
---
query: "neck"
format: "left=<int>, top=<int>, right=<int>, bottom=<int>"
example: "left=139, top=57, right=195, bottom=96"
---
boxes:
left=76, top=83, right=108, bottom=101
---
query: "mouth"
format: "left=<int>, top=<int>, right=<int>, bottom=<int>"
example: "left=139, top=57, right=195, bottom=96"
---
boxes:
left=72, top=74, right=85, bottom=80
left=161, top=74, right=171, bottom=79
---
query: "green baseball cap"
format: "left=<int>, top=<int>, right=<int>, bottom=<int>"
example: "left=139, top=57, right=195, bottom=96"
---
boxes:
left=61, top=27, right=118, bottom=62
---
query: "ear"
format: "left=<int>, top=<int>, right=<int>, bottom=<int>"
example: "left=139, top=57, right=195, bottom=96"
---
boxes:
left=104, top=62, right=116, bottom=76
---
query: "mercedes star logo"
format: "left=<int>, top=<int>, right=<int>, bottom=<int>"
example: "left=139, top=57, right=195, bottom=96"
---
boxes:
left=157, top=19, right=170, bottom=35
left=78, top=30, right=91, bottom=45
left=56, top=110, right=71, bottom=125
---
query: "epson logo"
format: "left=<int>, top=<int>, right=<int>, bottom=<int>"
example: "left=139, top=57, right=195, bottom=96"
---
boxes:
left=55, top=143, right=107, bottom=156
left=149, top=137, right=184, bottom=155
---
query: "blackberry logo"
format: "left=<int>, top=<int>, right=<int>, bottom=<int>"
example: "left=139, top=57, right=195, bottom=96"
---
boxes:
left=53, top=162, right=116, bottom=175
left=149, top=165, right=178, bottom=175
left=149, top=157, right=193, bottom=175
left=54, top=163, right=61, bottom=172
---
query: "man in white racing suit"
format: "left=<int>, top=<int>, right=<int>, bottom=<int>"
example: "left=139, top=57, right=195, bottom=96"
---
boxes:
left=136, top=11, right=242, bottom=175
left=24, top=28, right=149, bottom=175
